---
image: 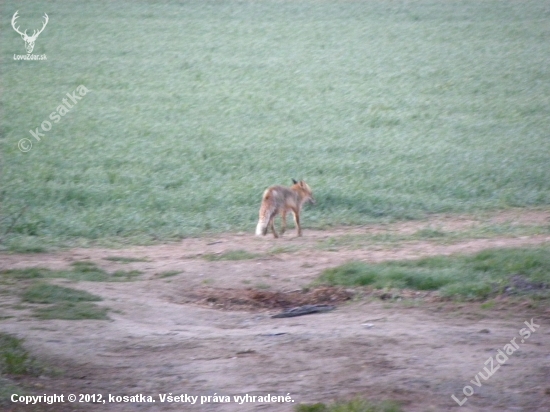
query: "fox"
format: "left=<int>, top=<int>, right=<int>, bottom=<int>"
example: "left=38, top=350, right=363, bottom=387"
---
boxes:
left=255, top=179, right=315, bottom=238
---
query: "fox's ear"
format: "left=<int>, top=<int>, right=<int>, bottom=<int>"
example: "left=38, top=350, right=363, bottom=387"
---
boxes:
left=292, top=179, right=298, bottom=184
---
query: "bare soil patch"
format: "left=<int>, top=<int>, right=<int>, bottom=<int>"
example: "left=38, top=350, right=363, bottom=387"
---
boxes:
left=1, top=210, right=549, bottom=411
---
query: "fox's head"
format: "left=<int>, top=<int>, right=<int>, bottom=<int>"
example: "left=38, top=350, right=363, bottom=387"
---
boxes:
left=292, top=179, right=315, bottom=205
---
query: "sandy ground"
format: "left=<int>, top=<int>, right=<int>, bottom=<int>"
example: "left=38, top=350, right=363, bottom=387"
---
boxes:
left=1, top=210, right=550, bottom=412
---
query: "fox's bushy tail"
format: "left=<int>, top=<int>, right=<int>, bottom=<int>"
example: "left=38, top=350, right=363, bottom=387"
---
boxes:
left=255, top=220, right=268, bottom=236
left=255, top=191, right=275, bottom=236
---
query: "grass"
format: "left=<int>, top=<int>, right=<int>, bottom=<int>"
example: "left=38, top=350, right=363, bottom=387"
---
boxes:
left=0, top=332, right=53, bottom=405
left=0, top=262, right=136, bottom=321
left=202, top=249, right=259, bottom=261
left=0, top=333, right=69, bottom=404
left=1, top=0, right=549, bottom=249
left=269, top=245, right=299, bottom=255
left=111, top=270, right=142, bottom=280
left=318, top=247, right=550, bottom=299
left=315, top=222, right=550, bottom=250
left=0, top=267, right=47, bottom=280
left=22, top=283, right=102, bottom=303
left=156, top=270, right=182, bottom=278
left=104, top=256, right=149, bottom=263
left=21, top=283, right=108, bottom=320
left=33, top=302, right=109, bottom=320
left=1, top=262, right=142, bottom=282
left=0, top=333, right=40, bottom=376
left=295, top=399, right=402, bottom=412
left=0, top=377, right=22, bottom=405
left=1, top=243, right=47, bottom=253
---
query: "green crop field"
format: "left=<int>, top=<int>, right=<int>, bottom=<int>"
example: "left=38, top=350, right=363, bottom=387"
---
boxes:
left=1, top=0, right=549, bottom=250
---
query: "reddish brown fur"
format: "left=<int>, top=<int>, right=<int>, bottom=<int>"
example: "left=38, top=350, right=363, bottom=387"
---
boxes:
left=255, top=180, right=314, bottom=238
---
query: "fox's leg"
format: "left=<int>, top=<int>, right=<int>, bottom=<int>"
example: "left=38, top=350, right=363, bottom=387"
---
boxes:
left=280, top=210, right=287, bottom=235
left=292, top=209, right=302, bottom=237
left=269, top=215, right=279, bottom=238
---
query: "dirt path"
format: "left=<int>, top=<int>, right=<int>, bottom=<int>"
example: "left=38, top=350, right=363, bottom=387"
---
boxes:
left=1, top=210, right=549, bottom=411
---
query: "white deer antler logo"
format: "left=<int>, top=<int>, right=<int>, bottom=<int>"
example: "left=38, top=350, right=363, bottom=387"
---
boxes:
left=11, top=11, right=49, bottom=54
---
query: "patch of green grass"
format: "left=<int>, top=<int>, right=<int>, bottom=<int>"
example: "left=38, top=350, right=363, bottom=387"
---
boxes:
left=318, top=247, right=550, bottom=299
left=414, top=228, right=447, bottom=239
left=295, top=399, right=402, bottom=412
left=22, top=283, right=102, bottom=304
left=1, top=0, right=549, bottom=247
left=5, top=244, right=48, bottom=253
left=316, top=230, right=456, bottom=250
left=21, top=283, right=109, bottom=320
left=445, top=223, right=550, bottom=242
left=111, top=270, right=143, bottom=280
left=203, top=250, right=259, bottom=261
left=0, top=332, right=47, bottom=404
left=269, top=246, right=298, bottom=255
left=104, top=256, right=150, bottom=263
left=1, top=263, right=142, bottom=282
left=0, top=333, right=41, bottom=376
left=316, top=223, right=550, bottom=251
left=0, top=376, right=24, bottom=405
left=33, top=302, right=109, bottom=320
left=69, top=262, right=142, bottom=281
left=0, top=267, right=48, bottom=280
left=67, top=261, right=110, bottom=281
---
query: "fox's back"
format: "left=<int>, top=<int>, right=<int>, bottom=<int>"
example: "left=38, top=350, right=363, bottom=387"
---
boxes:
left=262, top=186, right=298, bottom=210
